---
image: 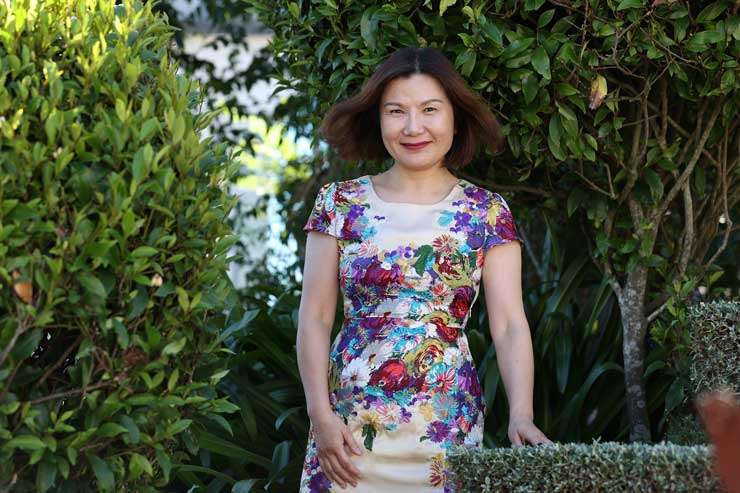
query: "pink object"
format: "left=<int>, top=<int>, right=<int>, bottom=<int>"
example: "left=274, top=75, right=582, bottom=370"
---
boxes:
left=697, top=391, right=740, bottom=493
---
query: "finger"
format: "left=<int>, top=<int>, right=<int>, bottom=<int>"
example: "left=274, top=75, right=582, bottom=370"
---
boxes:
left=532, top=430, right=552, bottom=444
left=328, top=453, right=356, bottom=487
left=343, top=442, right=364, bottom=464
left=524, top=428, right=550, bottom=445
left=520, top=430, right=539, bottom=445
left=321, top=452, right=348, bottom=487
left=510, top=431, right=523, bottom=447
left=335, top=449, right=362, bottom=482
left=319, top=456, right=341, bottom=487
left=343, top=426, right=364, bottom=456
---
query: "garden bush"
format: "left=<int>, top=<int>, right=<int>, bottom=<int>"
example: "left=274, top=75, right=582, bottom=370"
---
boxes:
left=0, top=0, right=239, bottom=491
left=653, top=300, right=738, bottom=444
left=688, top=300, right=739, bottom=396
left=447, top=441, right=721, bottom=492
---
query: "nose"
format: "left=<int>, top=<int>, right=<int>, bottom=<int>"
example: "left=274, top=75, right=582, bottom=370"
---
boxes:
left=404, top=110, right=423, bottom=135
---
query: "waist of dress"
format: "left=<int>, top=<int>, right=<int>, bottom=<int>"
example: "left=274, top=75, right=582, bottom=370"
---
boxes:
left=342, top=313, right=466, bottom=329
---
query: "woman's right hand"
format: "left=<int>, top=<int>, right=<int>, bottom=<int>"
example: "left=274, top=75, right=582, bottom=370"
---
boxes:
left=312, top=411, right=364, bottom=489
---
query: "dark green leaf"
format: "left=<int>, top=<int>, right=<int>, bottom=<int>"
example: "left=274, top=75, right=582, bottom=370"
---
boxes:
left=86, top=455, right=114, bottom=492
left=36, top=459, right=56, bottom=493
left=78, top=273, right=107, bottom=298
left=233, top=479, right=258, bottom=493
left=11, top=329, right=42, bottom=360
left=531, top=46, right=550, bottom=78
left=6, top=435, right=46, bottom=451
left=696, top=2, right=727, bottom=22
left=616, top=0, right=643, bottom=10
left=360, top=8, right=379, bottom=50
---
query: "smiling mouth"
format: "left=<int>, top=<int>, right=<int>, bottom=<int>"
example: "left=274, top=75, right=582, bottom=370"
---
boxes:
left=401, top=142, right=431, bottom=149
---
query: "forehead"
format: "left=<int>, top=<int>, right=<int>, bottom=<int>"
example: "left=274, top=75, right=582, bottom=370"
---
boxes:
left=380, top=73, right=449, bottom=104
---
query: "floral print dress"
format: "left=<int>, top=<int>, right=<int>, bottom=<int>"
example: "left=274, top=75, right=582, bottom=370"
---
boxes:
left=300, top=175, right=521, bottom=492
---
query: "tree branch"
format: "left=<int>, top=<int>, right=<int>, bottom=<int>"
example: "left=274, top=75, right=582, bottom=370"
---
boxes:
left=26, top=381, right=114, bottom=406
left=700, top=125, right=735, bottom=272
left=656, top=96, right=726, bottom=220
left=0, top=317, right=30, bottom=369
left=33, top=335, right=84, bottom=390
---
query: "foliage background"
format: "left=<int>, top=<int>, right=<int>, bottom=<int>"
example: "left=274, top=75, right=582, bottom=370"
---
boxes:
left=154, top=0, right=739, bottom=490
left=1, top=0, right=737, bottom=491
left=0, top=1, right=240, bottom=491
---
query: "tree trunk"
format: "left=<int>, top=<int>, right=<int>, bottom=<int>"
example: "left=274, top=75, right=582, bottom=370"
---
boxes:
left=617, top=264, right=652, bottom=442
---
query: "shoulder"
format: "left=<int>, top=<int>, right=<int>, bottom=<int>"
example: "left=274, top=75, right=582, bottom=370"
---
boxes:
left=335, top=176, right=366, bottom=192
left=326, top=176, right=370, bottom=205
left=459, top=179, right=511, bottom=211
left=309, top=176, right=369, bottom=220
left=313, top=177, right=361, bottom=200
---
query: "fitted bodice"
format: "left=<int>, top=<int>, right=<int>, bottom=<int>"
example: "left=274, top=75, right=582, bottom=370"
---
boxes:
left=304, top=175, right=520, bottom=329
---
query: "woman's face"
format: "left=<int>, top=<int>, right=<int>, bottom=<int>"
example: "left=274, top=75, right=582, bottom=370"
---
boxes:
left=379, top=73, right=455, bottom=171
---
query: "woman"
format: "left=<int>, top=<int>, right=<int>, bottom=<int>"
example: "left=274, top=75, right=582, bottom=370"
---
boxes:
left=297, top=47, right=550, bottom=493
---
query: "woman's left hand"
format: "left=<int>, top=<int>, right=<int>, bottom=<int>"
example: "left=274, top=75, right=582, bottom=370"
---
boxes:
left=508, top=417, right=552, bottom=447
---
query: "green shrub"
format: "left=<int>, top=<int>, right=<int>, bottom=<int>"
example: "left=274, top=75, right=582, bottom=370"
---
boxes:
left=652, top=299, right=738, bottom=444
left=665, top=413, right=706, bottom=446
left=169, top=288, right=310, bottom=491
left=0, top=0, right=239, bottom=491
left=688, top=300, right=739, bottom=396
left=447, top=442, right=720, bottom=492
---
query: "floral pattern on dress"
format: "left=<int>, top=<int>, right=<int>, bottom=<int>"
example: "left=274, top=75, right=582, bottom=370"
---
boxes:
left=300, top=175, right=521, bottom=492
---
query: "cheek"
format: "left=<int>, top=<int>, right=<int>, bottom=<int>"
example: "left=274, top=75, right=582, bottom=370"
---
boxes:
left=380, top=117, right=403, bottom=138
left=430, top=114, right=454, bottom=137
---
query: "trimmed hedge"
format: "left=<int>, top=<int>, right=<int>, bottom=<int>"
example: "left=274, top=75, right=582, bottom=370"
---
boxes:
left=0, top=0, right=238, bottom=491
left=447, top=442, right=720, bottom=492
left=689, top=300, right=739, bottom=396
left=661, top=300, right=738, bottom=445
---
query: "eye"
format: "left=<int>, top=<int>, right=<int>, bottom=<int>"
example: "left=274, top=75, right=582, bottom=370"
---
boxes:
left=389, top=109, right=403, bottom=114
left=424, top=107, right=437, bottom=113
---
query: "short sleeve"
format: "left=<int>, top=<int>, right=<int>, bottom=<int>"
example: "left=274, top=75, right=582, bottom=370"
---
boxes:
left=482, top=193, right=522, bottom=251
left=303, top=181, right=340, bottom=238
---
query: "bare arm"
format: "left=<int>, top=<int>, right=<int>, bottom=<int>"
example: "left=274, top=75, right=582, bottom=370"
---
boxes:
left=297, top=231, right=339, bottom=419
left=297, top=230, right=363, bottom=488
left=481, top=241, right=551, bottom=446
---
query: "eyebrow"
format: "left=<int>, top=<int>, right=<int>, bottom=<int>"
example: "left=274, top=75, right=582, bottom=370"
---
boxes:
left=382, top=98, right=444, bottom=107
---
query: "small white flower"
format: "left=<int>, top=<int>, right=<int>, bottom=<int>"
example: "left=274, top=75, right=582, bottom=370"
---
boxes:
left=458, top=337, right=470, bottom=355
left=425, top=324, right=438, bottom=338
left=464, top=422, right=483, bottom=446
left=418, top=269, right=433, bottom=285
left=344, top=242, right=363, bottom=256
left=358, top=242, right=379, bottom=257
left=443, top=347, right=463, bottom=367
left=362, top=341, right=392, bottom=370
left=341, top=358, right=370, bottom=388
left=150, top=274, right=163, bottom=287
left=395, top=298, right=412, bottom=313
left=376, top=403, right=402, bottom=425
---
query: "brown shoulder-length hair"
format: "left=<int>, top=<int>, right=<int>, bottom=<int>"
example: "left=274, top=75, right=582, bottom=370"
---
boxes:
left=318, top=47, right=504, bottom=169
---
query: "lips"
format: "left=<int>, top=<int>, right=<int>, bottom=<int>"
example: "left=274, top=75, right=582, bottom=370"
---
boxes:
left=401, top=141, right=430, bottom=150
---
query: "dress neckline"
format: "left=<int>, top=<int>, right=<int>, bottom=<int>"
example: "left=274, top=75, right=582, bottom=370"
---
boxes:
left=363, top=174, right=463, bottom=206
